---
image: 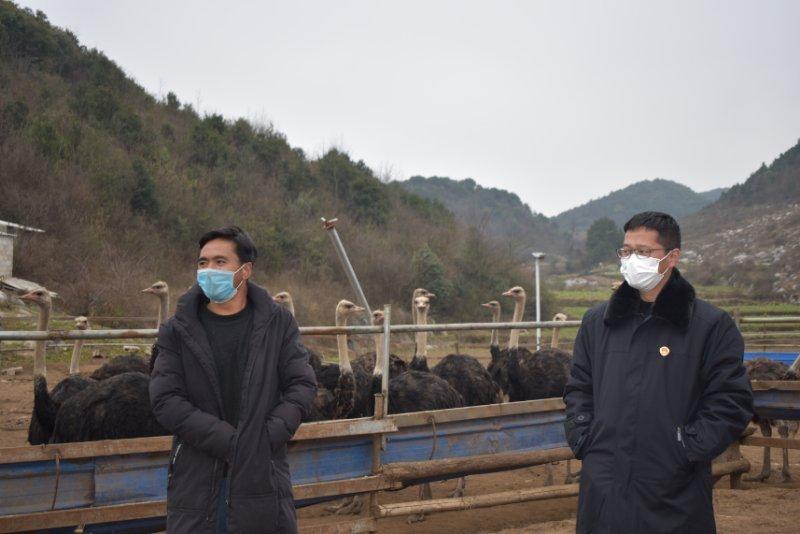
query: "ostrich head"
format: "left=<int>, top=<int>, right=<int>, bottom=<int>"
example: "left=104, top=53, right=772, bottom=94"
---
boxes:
left=273, top=291, right=295, bottom=315
left=552, top=313, right=568, bottom=322
left=335, top=299, right=365, bottom=324
left=481, top=300, right=501, bottom=312
left=502, top=286, right=526, bottom=302
left=142, top=280, right=169, bottom=296
left=273, top=291, right=292, bottom=305
left=372, top=309, right=385, bottom=326
left=20, top=288, right=53, bottom=308
left=74, top=316, right=89, bottom=330
left=413, top=288, right=436, bottom=300
left=414, top=295, right=430, bottom=314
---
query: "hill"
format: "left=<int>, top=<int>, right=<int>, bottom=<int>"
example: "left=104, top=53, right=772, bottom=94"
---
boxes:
left=552, top=178, right=726, bottom=235
left=681, top=138, right=800, bottom=300
left=400, top=176, right=574, bottom=258
left=0, top=3, right=531, bottom=322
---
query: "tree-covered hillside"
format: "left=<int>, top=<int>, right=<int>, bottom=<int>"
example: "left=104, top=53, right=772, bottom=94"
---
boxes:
left=553, top=178, right=726, bottom=235
left=400, top=176, right=574, bottom=258
left=0, top=3, right=532, bottom=322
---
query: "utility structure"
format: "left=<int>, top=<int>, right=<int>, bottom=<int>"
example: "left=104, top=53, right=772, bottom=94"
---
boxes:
left=0, top=219, right=45, bottom=293
left=531, top=251, right=545, bottom=350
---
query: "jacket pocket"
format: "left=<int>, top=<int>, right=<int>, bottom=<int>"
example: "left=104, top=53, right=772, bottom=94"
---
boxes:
left=566, top=412, right=595, bottom=460
left=168, top=442, right=214, bottom=512
left=227, top=493, right=279, bottom=533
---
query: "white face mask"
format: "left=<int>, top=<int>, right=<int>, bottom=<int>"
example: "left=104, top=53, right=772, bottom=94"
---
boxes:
left=620, top=251, right=671, bottom=292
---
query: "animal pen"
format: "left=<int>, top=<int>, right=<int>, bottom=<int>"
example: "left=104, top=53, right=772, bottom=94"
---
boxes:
left=0, top=315, right=799, bottom=533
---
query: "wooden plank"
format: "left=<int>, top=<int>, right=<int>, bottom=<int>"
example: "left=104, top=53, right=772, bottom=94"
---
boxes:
left=383, top=447, right=575, bottom=482
left=0, top=437, right=172, bottom=464
left=751, top=380, right=800, bottom=391
left=293, top=475, right=402, bottom=500
left=742, top=436, right=800, bottom=451
left=712, top=458, right=750, bottom=477
left=377, top=484, right=579, bottom=517
left=0, top=419, right=397, bottom=465
left=390, top=398, right=565, bottom=428
left=0, top=501, right=165, bottom=533
left=294, top=418, right=397, bottom=441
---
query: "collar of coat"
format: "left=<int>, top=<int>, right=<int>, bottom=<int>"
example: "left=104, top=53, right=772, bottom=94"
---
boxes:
left=174, top=280, right=280, bottom=329
left=603, top=268, right=696, bottom=330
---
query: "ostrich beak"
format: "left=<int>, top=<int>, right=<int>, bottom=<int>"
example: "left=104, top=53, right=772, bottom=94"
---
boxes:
left=19, top=291, right=35, bottom=302
left=142, top=287, right=154, bottom=294
left=427, top=293, right=436, bottom=299
left=353, top=305, right=365, bottom=313
left=481, top=302, right=492, bottom=308
left=501, top=290, right=513, bottom=297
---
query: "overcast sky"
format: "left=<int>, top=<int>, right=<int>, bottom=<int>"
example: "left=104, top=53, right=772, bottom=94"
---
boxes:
left=17, top=0, right=800, bottom=215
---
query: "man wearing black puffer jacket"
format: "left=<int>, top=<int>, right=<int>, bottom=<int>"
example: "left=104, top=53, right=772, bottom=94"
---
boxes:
left=150, top=226, right=317, bottom=533
left=564, top=212, right=753, bottom=533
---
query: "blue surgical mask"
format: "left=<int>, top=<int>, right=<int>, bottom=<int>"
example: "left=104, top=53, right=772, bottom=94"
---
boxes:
left=197, top=264, right=246, bottom=303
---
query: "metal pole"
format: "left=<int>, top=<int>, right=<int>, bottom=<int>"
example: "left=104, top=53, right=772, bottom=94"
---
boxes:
left=321, top=217, right=373, bottom=317
left=535, top=257, right=541, bottom=350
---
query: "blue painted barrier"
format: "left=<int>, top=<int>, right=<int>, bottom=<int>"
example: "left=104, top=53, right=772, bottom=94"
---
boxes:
left=744, top=352, right=799, bottom=366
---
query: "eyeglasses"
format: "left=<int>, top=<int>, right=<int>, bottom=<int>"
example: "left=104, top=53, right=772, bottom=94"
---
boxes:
left=616, top=247, right=668, bottom=260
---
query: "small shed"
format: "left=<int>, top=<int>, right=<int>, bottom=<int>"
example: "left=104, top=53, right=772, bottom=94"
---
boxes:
left=0, top=219, right=45, bottom=279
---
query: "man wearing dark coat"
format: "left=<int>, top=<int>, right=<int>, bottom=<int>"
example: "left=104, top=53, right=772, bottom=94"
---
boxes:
left=564, top=212, right=753, bottom=533
left=150, top=226, right=317, bottom=533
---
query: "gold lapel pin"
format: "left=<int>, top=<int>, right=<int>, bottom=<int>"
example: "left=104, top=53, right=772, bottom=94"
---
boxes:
left=659, top=346, right=670, bottom=357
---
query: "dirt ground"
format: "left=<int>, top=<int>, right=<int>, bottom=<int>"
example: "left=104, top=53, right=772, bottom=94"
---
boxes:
left=2, top=359, right=799, bottom=533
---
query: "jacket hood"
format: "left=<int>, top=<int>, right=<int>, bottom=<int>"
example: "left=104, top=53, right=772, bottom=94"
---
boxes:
left=604, top=268, right=695, bottom=330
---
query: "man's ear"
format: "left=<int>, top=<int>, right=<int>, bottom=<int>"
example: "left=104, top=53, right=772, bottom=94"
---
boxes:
left=242, top=262, right=254, bottom=281
left=667, top=249, right=681, bottom=270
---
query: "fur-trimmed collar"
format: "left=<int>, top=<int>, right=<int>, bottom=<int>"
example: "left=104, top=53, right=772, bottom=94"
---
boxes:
left=603, top=268, right=695, bottom=330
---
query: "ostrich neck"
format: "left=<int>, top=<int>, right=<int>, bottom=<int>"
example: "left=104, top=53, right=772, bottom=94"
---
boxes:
left=508, top=298, right=524, bottom=350
left=550, top=325, right=561, bottom=349
left=335, top=313, right=352, bottom=373
left=69, top=338, right=84, bottom=375
left=286, top=301, right=295, bottom=317
left=490, top=308, right=500, bottom=347
left=157, top=294, right=170, bottom=326
left=34, top=303, right=51, bottom=376
left=415, top=309, right=428, bottom=358
left=373, top=331, right=385, bottom=375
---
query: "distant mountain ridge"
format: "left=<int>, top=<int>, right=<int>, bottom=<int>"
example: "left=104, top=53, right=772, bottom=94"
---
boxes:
left=400, top=176, right=573, bottom=256
left=552, top=178, right=726, bottom=234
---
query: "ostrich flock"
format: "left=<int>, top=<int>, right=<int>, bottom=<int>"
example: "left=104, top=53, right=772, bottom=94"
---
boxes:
left=13, top=279, right=799, bottom=506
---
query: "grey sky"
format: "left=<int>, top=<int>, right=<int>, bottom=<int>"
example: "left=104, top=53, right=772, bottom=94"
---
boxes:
left=17, top=0, right=800, bottom=216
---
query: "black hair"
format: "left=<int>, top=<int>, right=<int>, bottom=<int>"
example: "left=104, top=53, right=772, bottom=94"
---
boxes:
left=198, top=226, right=258, bottom=264
left=623, top=211, right=681, bottom=250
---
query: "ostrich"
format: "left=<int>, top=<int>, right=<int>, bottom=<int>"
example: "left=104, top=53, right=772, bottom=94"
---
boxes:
left=326, top=300, right=367, bottom=419
left=90, top=354, right=149, bottom=381
left=273, top=291, right=325, bottom=372
left=502, top=286, right=574, bottom=485
left=69, top=316, right=89, bottom=375
left=28, top=374, right=94, bottom=444
left=744, top=356, right=800, bottom=482
left=483, top=300, right=510, bottom=402
left=141, top=281, right=169, bottom=373
left=19, top=287, right=54, bottom=378
left=142, top=281, right=170, bottom=327
left=50, top=371, right=167, bottom=442
left=502, top=287, right=571, bottom=401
